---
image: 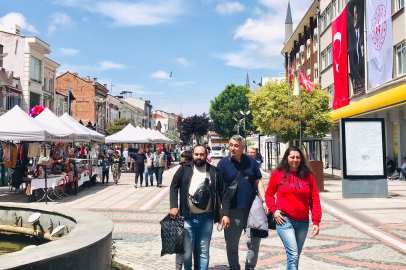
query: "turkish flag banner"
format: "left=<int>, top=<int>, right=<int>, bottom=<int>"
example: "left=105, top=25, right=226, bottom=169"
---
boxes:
left=332, top=7, right=349, bottom=110
left=299, top=71, right=316, bottom=93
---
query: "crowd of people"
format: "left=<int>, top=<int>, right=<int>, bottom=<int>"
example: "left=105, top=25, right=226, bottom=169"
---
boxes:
left=169, top=135, right=322, bottom=270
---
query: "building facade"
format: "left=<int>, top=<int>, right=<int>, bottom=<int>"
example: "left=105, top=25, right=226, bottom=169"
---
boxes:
left=56, top=72, right=108, bottom=133
left=122, top=97, right=152, bottom=128
left=153, top=110, right=179, bottom=133
left=0, top=24, right=59, bottom=113
left=284, top=0, right=406, bottom=168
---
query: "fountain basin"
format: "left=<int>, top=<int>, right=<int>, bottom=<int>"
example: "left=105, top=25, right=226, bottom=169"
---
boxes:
left=0, top=203, right=113, bottom=270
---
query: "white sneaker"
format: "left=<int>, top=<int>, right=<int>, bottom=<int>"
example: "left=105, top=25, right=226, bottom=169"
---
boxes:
left=134, top=184, right=137, bottom=188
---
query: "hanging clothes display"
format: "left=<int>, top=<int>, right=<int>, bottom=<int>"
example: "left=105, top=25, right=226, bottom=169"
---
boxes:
left=28, top=142, right=41, bottom=158
left=4, top=144, right=17, bottom=168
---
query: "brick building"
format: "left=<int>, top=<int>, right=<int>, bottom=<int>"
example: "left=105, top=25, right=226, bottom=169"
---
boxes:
left=56, top=71, right=108, bottom=133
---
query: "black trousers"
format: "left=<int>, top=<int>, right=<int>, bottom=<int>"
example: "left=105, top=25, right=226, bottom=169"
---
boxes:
left=102, top=171, right=109, bottom=183
left=135, top=166, right=144, bottom=185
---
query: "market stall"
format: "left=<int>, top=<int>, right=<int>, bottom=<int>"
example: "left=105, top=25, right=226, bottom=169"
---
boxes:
left=60, top=113, right=105, bottom=142
left=105, top=124, right=153, bottom=144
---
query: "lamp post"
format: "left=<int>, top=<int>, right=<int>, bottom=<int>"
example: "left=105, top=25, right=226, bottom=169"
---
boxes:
left=94, top=97, right=105, bottom=133
left=240, top=110, right=251, bottom=151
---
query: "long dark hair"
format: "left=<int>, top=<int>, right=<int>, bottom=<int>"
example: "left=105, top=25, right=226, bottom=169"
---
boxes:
left=276, top=146, right=312, bottom=182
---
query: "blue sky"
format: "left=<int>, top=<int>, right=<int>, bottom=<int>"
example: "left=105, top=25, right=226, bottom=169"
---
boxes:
left=0, top=0, right=312, bottom=117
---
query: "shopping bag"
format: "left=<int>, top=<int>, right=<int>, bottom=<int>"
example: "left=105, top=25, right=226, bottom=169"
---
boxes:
left=160, top=214, right=185, bottom=256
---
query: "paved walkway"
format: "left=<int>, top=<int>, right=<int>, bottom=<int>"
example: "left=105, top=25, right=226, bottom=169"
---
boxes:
left=1, top=163, right=406, bottom=269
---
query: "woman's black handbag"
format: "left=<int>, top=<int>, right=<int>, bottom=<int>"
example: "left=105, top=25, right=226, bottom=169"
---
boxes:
left=189, top=171, right=211, bottom=210
left=268, top=213, right=276, bottom=230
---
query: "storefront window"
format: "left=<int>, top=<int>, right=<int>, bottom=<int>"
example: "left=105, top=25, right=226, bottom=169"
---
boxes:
left=5, top=96, right=21, bottom=110
left=30, top=92, right=41, bottom=109
left=30, top=57, right=42, bottom=83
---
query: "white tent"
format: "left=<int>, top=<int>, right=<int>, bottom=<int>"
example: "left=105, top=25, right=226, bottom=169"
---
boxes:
left=152, top=129, right=174, bottom=143
left=35, top=108, right=91, bottom=142
left=0, top=106, right=73, bottom=142
left=105, top=124, right=153, bottom=143
left=60, top=113, right=105, bottom=142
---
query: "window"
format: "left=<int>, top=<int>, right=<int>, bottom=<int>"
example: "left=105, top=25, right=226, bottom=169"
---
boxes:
left=339, top=0, right=346, bottom=12
left=327, top=45, right=333, bottom=66
left=333, top=0, right=338, bottom=19
left=327, top=6, right=332, bottom=24
left=397, top=42, right=406, bottom=76
left=327, top=85, right=334, bottom=107
left=29, top=57, right=42, bottom=83
left=5, top=96, right=21, bottom=110
left=321, top=51, right=327, bottom=70
left=321, top=13, right=326, bottom=31
left=44, top=78, right=48, bottom=90
left=397, top=0, right=405, bottom=10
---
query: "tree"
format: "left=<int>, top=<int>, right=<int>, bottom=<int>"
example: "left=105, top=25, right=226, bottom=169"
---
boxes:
left=181, top=113, right=211, bottom=144
left=164, top=131, right=182, bottom=144
left=209, top=84, right=254, bottom=138
left=248, top=80, right=333, bottom=143
left=106, top=118, right=135, bottom=135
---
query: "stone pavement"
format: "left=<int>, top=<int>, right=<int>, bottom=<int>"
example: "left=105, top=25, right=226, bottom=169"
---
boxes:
left=1, top=163, right=406, bottom=269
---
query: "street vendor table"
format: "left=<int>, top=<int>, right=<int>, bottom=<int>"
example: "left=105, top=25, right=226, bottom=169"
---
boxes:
left=30, top=176, right=64, bottom=195
left=78, top=172, right=90, bottom=186
left=92, top=166, right=102, bottom=176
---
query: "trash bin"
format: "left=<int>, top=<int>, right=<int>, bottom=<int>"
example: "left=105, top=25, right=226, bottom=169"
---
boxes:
left=308, top=160, right=324, bottom=192
left=1, top=163, right=9, bottom=187
left=173, top=152, right=179, bottom=162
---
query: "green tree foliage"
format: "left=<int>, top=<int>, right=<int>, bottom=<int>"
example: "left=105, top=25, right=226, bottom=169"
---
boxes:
left=181, top=113, right=211, bottom=144
left=164, top=131, right=182, bottom=144
left=106, top=118, right=135, bottom=135
left=210, top=84, right=254, bottom=138
left=248, top=80, right=333, bottom=143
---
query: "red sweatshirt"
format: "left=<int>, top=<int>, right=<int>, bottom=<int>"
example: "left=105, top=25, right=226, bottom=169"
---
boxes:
left=265, top=170, right=322, bottom=226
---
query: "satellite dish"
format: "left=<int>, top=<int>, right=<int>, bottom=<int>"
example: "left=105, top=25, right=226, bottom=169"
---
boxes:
left=0, top=53, right=8, bottom=61
left=50, top=225, right=65, bottom=237
left=28, top=213, right=41, bottom=224
left=23, top=245, right=37, bottom=250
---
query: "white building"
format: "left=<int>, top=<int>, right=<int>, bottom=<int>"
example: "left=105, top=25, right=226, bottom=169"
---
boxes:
left=0, top=24, right=59, bottom=113
left=261, top=72, right=287, bottom=86
left=122, top=97, right=152, bottom=128
left=153, top=110, right=178, bottom=132
left=106, top=95, right=146, bottom=126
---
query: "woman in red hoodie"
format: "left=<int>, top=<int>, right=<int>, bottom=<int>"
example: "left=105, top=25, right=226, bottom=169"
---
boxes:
left=265, top=146, right=322, bottom=270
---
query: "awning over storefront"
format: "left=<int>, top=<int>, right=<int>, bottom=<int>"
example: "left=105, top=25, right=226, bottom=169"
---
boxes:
left=331, top=84, right=406, bottom=122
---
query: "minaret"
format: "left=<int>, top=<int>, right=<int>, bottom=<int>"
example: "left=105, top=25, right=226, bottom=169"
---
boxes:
left=245, top=70, right=250, bottom=89
left=285, top=0, right=293, bottom=44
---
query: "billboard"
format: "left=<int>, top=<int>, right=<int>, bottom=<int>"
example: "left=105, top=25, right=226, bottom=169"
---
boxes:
left=347, top=0, right=365, bottom=96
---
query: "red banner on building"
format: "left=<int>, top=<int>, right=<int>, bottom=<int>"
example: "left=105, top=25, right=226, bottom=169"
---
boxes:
left=299, top=71, right=316, bottom=93
left=332, top=7, right=349, bottom=110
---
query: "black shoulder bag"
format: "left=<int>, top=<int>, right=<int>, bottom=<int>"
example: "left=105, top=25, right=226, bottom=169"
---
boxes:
left=189, top=170, right=211, bottom=210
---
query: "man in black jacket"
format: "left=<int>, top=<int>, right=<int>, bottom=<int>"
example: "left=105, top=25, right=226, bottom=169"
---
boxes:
left=169, top=145, right=223, bottom=270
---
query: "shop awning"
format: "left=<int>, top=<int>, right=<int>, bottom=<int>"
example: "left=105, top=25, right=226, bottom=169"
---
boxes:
left=331, top=84, right=406, bottom=122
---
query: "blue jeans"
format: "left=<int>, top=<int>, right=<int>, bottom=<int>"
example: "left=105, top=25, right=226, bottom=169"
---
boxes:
left=145, top=168, right=154, bottom=185
left=276, top=216, right=309, bottom=270
left=154, top=167, right=164, bottom=185
left=183, top=212, right=214, bottom=270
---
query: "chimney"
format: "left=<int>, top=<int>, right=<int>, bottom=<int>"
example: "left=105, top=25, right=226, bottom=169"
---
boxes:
left=93, top=78, right=97, bottom=83
left=73, top=72, right=78, bottom=76
left=104, top=84, right=107, bottom=88
left=59, top=72, right=64, bottom=76
left=86, top=76, right=90, bottom=81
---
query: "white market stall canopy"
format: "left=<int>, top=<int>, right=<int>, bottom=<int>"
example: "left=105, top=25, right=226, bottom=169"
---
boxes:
left=0, top=106, right=73, bottom=142
left=142, top=128, right=174, bottom=143
left=35, top=108, right=91, bottom=142
left=105, top=124, right=153, bottom=144
left=60, top=113, right=105, bottom=142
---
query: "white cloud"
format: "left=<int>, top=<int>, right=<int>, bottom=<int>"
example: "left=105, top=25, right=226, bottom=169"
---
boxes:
left=0, top=13, right=39, bottom=34
left=60, top=48, right=80, bottom=56
left=150, top=71, right=172, bottom=80
left=59, top=60, right=126, bottom=73
left=52, top=0, right=184, bottom=27
left=168, top=81, right=195, bottom=87
left=48, top=12, right=74, bottom=35
left=115, top=84, right=166, bottom=95
left=99, top=61, right=125, bottom=70
left=215, top=2, right=245, bottom=16
left=176, top=57, right=190, bottom=67
left=217, top=0, right=313, bottom=69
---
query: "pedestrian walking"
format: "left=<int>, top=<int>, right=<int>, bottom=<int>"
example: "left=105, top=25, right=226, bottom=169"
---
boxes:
left=101, top=156, right=110, bottom=186
left=219, top=135, right=268, bottom=270
left=169, top=145, right=224, bottom=270
left=166, top=148, right=172, bottom=167
left=144, top=148, right=154, bottom=186
left=224, top=146, right=230, bottom=157
left=153, top=147, right=167, bottom=188
left=255, top=148, right=263, bottom=167
left=265, top=146, right=322, bottom=270
left=110, top=151, right=122, bottom=185
left=131, top=148, right=147, bottom=188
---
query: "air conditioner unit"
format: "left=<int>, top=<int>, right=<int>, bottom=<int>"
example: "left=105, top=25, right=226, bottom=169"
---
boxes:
left=314, top=63, right=319, bottom=70
left=300, top=45, right=305, bottom=54
left=306, top=39, right=311, bottom=47
left=314, top=28, right=318, bottom=36
left=296, top=52, right=300, bottom=59
left=307, top=69, right=311, bottom=76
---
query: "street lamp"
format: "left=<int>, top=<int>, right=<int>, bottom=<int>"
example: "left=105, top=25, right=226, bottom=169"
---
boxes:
left=94, top=97, right=105, bottom=132
left=240, top=110, right=251, bottom=151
